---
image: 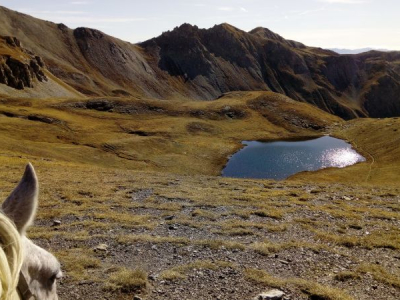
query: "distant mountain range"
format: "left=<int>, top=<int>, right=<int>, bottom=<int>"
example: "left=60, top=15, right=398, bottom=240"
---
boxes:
left=0, top=5, right=400, bottom=119
left=330, top=48, right=390, bottom=54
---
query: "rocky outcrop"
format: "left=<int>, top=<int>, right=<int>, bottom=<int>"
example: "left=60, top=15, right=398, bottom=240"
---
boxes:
left=5, top=36, right=21, bottom=47
left=0, top=36, right=47, bottom=90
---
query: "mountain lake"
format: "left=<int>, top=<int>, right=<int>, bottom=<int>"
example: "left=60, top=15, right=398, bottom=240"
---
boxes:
left=221, top=136, right=366, bottom=179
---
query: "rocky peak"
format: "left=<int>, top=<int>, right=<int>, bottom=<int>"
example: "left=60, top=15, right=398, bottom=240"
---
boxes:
left=249, top=27, right=305, bottom=49
left=176, top=23, right=198, bottom=32
left=57, top=23, right=69, bottom=33
left=205, top=23, right=248, bottom=44
left=74, top=27, right=104, bottom=40
left=249, top=27, right=285, bottom=42
left=159, top=23, right=201, bottom=41
left=211, top=23, right=241, bottom=34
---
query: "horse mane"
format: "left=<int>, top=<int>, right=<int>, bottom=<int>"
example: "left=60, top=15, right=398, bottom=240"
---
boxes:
left=0, top=212, right=23, bottom=300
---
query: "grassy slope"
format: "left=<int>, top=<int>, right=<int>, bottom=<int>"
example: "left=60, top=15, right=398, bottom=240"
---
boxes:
left=1, top=90, right=399, bottom=185
left=0, top=91, right=399, bottom=299
left=0, top=91, right=340, bottom=175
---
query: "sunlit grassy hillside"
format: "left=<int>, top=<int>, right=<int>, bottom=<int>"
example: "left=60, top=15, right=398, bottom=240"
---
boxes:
left=1, top=90, right=399, bottom=185
left=0, top=91, right=399, bottom=299
left=0, top=91, right=340, bottom=175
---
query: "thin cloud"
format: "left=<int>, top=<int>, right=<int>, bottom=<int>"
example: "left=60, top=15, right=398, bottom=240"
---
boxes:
left=22, top=10, right=87, bottom=15
left=218, top=6, right=250, bottom=12
left=218, top=7, right=235, bottom=11
left=81, top=17, right=149, bottom=23
left=70, top=1, right=91, bottom=4
left=298, top=7, right=325, bottom=15
left=56, top=16, right=149, bottom=23
left=316, top=0, right=368, bottom=3
left=20, top=9, right=149, bottom=24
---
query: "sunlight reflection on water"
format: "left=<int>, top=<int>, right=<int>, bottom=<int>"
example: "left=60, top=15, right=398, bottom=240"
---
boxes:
left=320, top=148, right=364, bottom=168
left=222, top=136, right=366, bottom=179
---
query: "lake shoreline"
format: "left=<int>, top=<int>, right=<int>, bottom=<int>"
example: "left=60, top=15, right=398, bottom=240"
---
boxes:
left=221, top=136, right=365, bottom=180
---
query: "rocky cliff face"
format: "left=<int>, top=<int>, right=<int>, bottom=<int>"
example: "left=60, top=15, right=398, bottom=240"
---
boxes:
left=141, top=23, right=400, bottom=119
left=0, top=36, right=47, bottom=90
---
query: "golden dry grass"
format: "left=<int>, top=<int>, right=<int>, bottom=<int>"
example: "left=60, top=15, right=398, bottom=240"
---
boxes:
left=245, top=269, right=354, bottom=300
left=105, top=268, right=148, bottom=293
left=0, top=91, right=399, bottom=299
left=0, top=91, right=340, bottom=176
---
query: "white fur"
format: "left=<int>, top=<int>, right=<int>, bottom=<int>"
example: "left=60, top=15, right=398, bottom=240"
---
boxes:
left=2, top=163, right=61, bottom=300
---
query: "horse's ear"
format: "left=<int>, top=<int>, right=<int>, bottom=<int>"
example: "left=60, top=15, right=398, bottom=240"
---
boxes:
left=2, top=163, right=39, bottom=234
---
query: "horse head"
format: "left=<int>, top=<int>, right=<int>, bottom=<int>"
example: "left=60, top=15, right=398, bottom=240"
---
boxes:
left=2, top=164, right=62, bottom=300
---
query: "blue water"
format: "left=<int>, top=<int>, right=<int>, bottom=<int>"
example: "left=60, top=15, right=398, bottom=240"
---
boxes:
left=221, top=136, right=365, bottom=180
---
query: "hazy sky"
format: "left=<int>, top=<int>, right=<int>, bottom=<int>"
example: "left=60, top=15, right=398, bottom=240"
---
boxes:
left=1, top=0, right=400, bottom=50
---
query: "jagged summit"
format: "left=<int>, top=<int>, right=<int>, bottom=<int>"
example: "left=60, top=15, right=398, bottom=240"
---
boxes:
left=158, top=22, right=244, bottom=40
left=249, top=27, right=285, bottom=41
left=168, top=23, right=200, bottom=35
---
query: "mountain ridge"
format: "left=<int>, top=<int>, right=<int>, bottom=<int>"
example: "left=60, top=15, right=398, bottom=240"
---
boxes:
left=0, top=6, right=400, bottom=119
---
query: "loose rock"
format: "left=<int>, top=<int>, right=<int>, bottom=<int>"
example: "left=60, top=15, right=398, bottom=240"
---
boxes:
left=52, top=219, right=61, bottom=226
left=255, top=289, right=285, bottom=300
left=94, top=243, right=108, bottom=252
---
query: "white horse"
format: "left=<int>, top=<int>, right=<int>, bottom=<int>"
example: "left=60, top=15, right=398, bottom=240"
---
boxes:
left=1, top=163, right=62, bottom=300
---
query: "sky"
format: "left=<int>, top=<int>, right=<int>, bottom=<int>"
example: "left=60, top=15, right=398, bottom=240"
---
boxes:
left=1, top=0, right=400, bottom=50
